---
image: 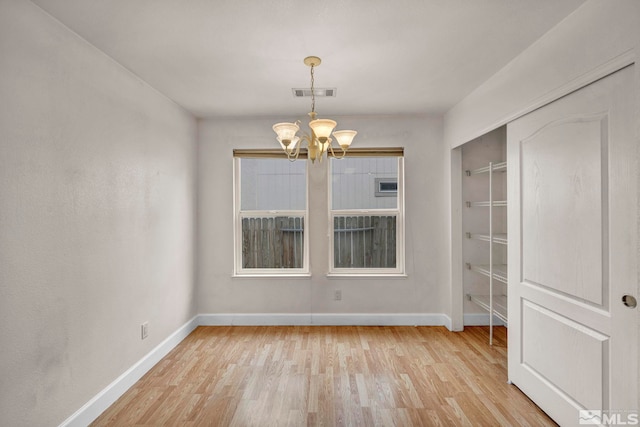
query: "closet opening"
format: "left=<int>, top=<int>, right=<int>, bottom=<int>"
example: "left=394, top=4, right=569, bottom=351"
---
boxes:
left=456, top=126, right=508, bottom=346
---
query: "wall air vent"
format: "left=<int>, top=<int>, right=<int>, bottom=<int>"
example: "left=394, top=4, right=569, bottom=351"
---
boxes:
left=292, top=88, right=337, bottom=98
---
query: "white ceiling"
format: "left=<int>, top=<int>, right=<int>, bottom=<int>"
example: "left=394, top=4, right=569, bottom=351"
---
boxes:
left=31, top=0, right=585, bottom=118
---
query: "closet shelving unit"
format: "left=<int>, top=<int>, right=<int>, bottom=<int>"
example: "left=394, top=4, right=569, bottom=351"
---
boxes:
left=465, top=161, right=507, bottom=345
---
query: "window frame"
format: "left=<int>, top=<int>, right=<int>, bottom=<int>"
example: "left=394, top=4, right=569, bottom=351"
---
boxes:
left=328, top=156, right=405, bottom=276
left=233, top=155, right=310, bottom=277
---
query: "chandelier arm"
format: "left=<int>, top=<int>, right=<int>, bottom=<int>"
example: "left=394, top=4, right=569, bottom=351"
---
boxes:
left=294, top=133, right=318, bottom=162
left=299, top=132, right=312, bottom=146
left=286, top=140, right=302, bottom=162
left=307, top=129, right=318, bottom=149
left=283, top=122, right=305, bottom=161
left=328, top=143, right=347, bottom=160
left=319, top=137, right=331, bottom=163
left=311, top=129, right=323, bottom=163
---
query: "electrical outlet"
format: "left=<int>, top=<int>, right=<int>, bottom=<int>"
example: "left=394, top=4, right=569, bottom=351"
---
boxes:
left=141, top=322, right=149, bottom=340
left=334, top=290, right=342, bottom=301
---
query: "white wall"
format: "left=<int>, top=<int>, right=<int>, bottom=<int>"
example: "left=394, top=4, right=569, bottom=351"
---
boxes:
left=0, top=1, right=197, bottom=426
left=197, top=115, right=449, bottom=319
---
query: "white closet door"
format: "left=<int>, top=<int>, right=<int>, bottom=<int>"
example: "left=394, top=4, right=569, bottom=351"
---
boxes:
left=507, top=65, right=638, bottom=426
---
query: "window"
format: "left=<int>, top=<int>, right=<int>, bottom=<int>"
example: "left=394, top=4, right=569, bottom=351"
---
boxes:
left=329, top=155, right=404, bottom=274
left=234, top=155, right=308, bottom=275
left=375, top=178, right=398, bottom=197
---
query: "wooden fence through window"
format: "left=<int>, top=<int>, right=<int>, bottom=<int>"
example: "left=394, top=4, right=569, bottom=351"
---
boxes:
left=242, top=216, right=304, bottom=269
left=333, top=215, right=397, bottom=268
left=242, top=215, right=397, bottom=269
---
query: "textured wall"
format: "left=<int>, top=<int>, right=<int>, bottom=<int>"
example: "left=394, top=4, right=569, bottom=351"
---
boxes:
left=197, top=115, right=448, bottom=316
left=0, top=1, right=197, bottom=425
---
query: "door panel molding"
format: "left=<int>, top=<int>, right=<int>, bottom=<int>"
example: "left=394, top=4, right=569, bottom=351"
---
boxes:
left=522, top=299, right=609, bottom=411
left=520, top=114, right=608, bottom=306
left=508, top=65, right=637, bottom=425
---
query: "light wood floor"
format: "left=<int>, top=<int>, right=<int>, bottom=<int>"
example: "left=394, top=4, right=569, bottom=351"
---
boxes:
left=92, top=326, right=556, bottom=426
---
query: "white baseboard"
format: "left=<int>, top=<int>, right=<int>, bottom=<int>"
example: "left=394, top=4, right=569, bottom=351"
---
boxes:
left=61, top=312, right=454, bottom=426
left=199, top=313, right=313, bottom=325
left=199, top=313, right=451, bottom=327
left=59, top=315, right=199, bottom=427
left=463, top=313, right=507, bottom=326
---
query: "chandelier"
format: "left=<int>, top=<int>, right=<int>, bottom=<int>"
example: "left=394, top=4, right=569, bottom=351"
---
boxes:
left=272, top=56, right=357, bottom=163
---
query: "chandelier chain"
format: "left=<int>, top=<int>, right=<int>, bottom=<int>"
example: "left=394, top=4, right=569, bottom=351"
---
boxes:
left=310, top=65, right=315, bottom=113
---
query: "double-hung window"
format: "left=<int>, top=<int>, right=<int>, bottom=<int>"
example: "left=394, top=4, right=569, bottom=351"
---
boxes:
left=234, top=153, right=308, bottom=275
left=329, top=152, right=405, bottom=275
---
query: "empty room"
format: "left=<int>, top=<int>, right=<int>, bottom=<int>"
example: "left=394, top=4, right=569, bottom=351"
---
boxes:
left=1, top=0, right=639, bottom=426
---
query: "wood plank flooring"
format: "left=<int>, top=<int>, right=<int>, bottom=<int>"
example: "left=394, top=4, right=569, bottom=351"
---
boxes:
left=92, top=326, right=556, bottom=426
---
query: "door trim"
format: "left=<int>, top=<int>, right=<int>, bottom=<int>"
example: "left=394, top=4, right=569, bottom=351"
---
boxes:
left=452, top=49, right=635, bottom=150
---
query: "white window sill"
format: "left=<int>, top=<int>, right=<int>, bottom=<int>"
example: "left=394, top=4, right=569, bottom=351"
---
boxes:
left=325, top=273, right=408, bottom=279
left=232, top=273, right=312, bottom=279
